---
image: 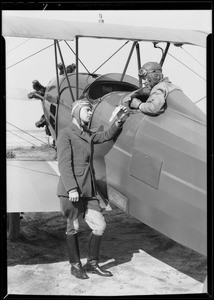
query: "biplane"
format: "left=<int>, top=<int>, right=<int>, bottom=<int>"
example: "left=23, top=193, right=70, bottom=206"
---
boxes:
left=3, top=15, right=208, bottom=256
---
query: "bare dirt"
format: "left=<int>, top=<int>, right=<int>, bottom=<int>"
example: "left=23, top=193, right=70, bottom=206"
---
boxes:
left=5, top=146, right=207, bottom=296
left=6, top=207, right=207, bottom=297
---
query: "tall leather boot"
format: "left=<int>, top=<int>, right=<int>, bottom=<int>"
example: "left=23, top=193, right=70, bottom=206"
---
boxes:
left=84, top=233, right=113, bottom=277
left=66, top=234, right=89, bottom=279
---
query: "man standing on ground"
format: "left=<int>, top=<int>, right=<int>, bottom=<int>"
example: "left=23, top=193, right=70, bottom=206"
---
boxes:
left=56, top=99, right=127, bottom=279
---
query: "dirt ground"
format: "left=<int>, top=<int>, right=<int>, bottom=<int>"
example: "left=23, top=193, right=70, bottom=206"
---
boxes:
left=6, top=206, right=207, bottom=297
left=5, top=146, right=207, bottom=296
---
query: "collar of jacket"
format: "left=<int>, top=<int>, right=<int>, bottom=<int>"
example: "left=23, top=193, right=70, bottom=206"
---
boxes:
left=160, top=77, right=171, bottom=84
left=69, top=122, right=91, bottom=143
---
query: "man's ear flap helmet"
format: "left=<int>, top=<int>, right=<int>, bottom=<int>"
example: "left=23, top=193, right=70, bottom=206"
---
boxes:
left=139, top=62, right=163, bottom=85
left=71, top=99, right=92, bottom=125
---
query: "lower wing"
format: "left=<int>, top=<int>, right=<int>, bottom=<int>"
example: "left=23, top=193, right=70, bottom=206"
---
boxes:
left=7, top=160, right=60, bottom=212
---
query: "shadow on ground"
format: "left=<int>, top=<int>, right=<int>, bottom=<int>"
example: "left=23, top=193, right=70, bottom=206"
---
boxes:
left=7, top=205, right=207, bottom=283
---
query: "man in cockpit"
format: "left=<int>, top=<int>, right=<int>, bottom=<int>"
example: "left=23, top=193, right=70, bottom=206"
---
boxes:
left=126, top=61, right=181, bottom=115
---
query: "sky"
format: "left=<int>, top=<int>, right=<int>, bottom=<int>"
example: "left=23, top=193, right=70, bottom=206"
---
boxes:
left=3, top=9, right=212, bottom=130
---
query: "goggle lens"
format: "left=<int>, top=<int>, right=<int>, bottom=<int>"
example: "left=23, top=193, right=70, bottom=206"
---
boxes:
left=138, top=68, right=156, bottom=79
left=138, top=68, right=147, bottom=79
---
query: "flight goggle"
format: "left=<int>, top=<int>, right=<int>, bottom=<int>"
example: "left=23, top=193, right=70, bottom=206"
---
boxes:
left=138, top=68, right=157, bottom=79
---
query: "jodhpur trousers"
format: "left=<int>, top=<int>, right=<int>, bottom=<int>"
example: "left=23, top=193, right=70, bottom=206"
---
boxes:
left=58, top=196, right=106, bottom=236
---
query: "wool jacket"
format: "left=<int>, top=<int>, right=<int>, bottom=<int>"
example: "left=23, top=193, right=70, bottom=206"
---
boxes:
left=56, top=121, right=122, bottom=198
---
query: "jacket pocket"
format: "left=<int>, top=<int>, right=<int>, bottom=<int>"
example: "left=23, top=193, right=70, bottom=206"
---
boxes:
left=74, top=167, right=85, bottom=176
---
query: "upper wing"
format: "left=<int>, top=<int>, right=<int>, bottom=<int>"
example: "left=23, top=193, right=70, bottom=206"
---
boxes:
left=2, top=15, right=209, bottom=48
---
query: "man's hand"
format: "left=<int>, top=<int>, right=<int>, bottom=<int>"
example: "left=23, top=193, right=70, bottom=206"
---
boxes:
left=114, top=105, right=129, bottom=126
left=69, top=189, right=79, bottom=202
left=129, top=98, right=142, bottom=109
left=116, top=105, right=128, bottom=120
left=109, top=104, right=128, bottom=123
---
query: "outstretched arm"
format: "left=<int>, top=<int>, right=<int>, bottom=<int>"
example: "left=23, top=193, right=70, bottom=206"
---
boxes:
left=92, top=105, right=128, bottom=144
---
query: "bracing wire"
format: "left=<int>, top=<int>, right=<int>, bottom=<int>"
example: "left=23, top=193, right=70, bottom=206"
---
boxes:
left=7, top=38, right=32, bottom=54
left=92, top=41, right=130, bottom=74
left=167, top=52, right=206, bottom=81
left=171, top=45, right=206, bottom=106
left=6, top=16, right=206, bottom=108
left=195, top=96, right=206, bottom=104
left=64, top=40, right=130, bottom=75
left=6, top=4, right=48, bottom=55
left=7, top=130, right=38, bottom=147
left=180, top=46, right=206, bottom=69
left=7, top=121, right=51, bottom=146
left=64, top=41, right=91, bottom=73
left=6, top=43, right=55, bottom=70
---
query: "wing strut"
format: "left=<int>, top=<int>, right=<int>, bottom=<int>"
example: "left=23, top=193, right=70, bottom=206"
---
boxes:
left=75, top=36, right=79, bottom=100
left=54, top=40, right=60, bottom=139
left=54, top=40, right=76, bottom=137
left=159, top=42, right=170, bottom=66
left=56, top=41, right=75, bottom=103
left=136, top=42, right=142, bottom=88
left=64, top=41, right=91, bottom=74
left=121, top=41, right=138, bottom=82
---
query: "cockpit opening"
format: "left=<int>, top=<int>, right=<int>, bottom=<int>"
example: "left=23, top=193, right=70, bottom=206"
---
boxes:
left=84, top=81, right=138, bottom=101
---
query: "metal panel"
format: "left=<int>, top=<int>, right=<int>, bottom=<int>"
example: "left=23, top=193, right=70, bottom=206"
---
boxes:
left=134, top=112, right=206, bottom=191
left=130, top=149, right=163, bottom=189
left=107, top=185, right=128, bottom=213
